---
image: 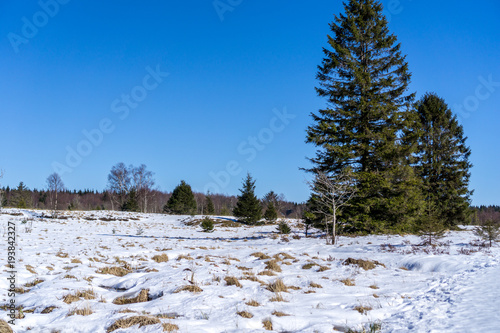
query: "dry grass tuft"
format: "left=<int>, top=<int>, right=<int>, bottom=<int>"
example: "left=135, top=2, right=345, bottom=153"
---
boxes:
left=68, top=303, right=93, bottom=316
left=318, top=265, right=330, bottom=272
left=262, top=318, right=273, bottom=330
left=266, top=279, right=288, bottom=293
left=354, top=305, right=372, bottom=314
left=0, top=319, right=13, bottom=333
left=258, top=270, right=276, bottom=276
left=25, top=265, right=37, bottom=274
left=174, top=285, right=203, bottom=293
left=162, top=323, right=179, bottom=332
left=269, top=293, right=287, bottom=302
left=64, top=275, right=77, bottom=279
left=369, top=284, right=379, bottom=289
left=63, top=289, right=96, bottom=304
left=343, top=258, right=385, bottom=270
left=71, top=258, right=82, bottom=264
left=224, top=276, right=242, bottom=288
left=245, top=299, right=260, bottom=307
left=113, top=289, right=149, bottom=305
left=265, top=259, right=282, bottom=272
left=41, top=306, right=57, bottom=314
left=237, top=311, right=253, bottom=318
left=302, top=262, right=318, bottom=270
left=152, top=253, right=169, bottom=263
left=309, top=282, right=323, bottom=288
left=176, top=254, right=193, bottom=261
left=272, top=310, right=290, bottom=317
left=56, top=252, right=69, bottom=258
left=106, top=315, right=161, bottom=332
left=340, top=278, right=355, bottom=286
left=96, top=266, right=131, bottom=277
left=251, top=252, right=271, bottom=260
left=25, top=278, right=44, bottom=287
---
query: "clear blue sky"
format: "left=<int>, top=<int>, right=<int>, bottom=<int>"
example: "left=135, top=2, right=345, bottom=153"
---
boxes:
left=0, top=0, right=499, bottom=205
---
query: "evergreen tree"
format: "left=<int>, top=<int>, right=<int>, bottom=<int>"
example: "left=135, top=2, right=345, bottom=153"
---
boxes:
left=12, top=182, right=31, bottom=208
left=164, top=180, right=197, bottom=215
left=122, top=189, right=139, bottom=212
left=264, top=201, right=278, bottom=222
left=306, top=0, right=422, bottom=233
left=233, top=173, right=262, bottom=224
left=205, top=194, right=215, bottom=215
left=414, top=93, right=472, bottom=228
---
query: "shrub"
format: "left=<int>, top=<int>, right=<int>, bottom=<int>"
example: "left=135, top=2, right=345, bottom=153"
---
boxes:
left=201, top=217, right=214, bottom=232
left=277, top=220, right=291, bottom=234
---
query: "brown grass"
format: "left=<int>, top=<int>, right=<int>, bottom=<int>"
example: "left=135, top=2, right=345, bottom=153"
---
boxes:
left=25, top=265, right=37, bottom=274
left=63, top=289, right=96, bottom=304
left=257, top=270, right=276, bottom=276
left=273, top=252, right=296, bottom=260
left=68, top=304, right=93, bottom=316
left=266, top=279, right=288, bottom=293
left=162, top=323, right=179, bottom=332
left=237, top=311, right=253, bottom=318
left=340, top=278, right=355, bottom=286
left=64, top=275, right=77, bottom=279
left=262, top=318, right=273, bottom=330
left=224, top=276, right=242, bottom=288
left=25, top=278, right=44, bottom=287
left=113, top=289, right=149, bottom=305
left=107, top=316, right=161, bottom=332
left=41, top=306, right=57, bottom=314
left=269, top=293, right=287, bottom=302
left=369, top=284, right=379, bottom=289
left=245, top=299, right=260, bottom=307
left=56, top=252, right=69, bottom=258
left=152, top=254, right=169, bottom=263
left=97, top=266, right=131, bottom=277
left=318, top=265, right=330, bottom=272
left=174, top=285, right=203, bottom=293
left=343, top=258, right=386, bottom=270
left=272, top=310, right=290, bottom=317
left=0, top=319, right=13, bottom=333
left=176, top=254, right=193, bottom=261
left=265, top=260, right=282, bottom=272
left=251, top=252, right=271, bottom=260
left=309, top=282, right=323, bottom=288
left=302, top=262, right=318, bottom=270
left=71, top=258, right=82, bottom=264
left=354, top=305, right=372, bottom=314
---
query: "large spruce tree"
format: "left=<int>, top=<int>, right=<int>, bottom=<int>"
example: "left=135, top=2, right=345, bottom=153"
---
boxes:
left=164, top=180, right=197, bottom=215
left=306, top=0, right=423, bottom=233
left=233, top=173, right=262, bottom=224
left=414, top=93, right=472, bottom=228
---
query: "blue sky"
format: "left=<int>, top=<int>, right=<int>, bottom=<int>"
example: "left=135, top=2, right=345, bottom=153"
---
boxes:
left=0, top=0, right=499, bottom=205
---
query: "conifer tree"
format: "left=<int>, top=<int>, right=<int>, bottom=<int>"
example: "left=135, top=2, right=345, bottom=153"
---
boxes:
left=233, top=173, right=262, bottom=224
left=164, top=180, right=197, bottom=215
left=122, top=189, right=139, bottom=212
left=306, top=0, right=422, bottom=232
left=205, top=194, right=215, bottom=215
left=414, top=93, right=472, bottom=228
left=264, top=201, right=278, bottom=222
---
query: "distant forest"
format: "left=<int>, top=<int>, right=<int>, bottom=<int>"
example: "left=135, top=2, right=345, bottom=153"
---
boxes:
left=0, top=182, right=306, bottom=219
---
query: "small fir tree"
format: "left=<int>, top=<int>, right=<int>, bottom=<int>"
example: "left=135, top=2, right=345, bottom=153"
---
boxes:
left=419, top=201, right=446, bottom=246
left=201, top=216, right=215, bottom=232
left=276, top=220, right=291, bottom=234
left=474, top=218, right=500, bottom=247
left=164, top=180, right=197, bottom=215
left=264, top=201, right=278, bottom=222
left=233, top=173, right=262, bottom=224
left=205, top=194, right=215, bottom=215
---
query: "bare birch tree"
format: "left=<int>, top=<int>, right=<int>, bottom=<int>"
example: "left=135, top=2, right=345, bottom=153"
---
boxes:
left=107, top=163, right=132, bottom=210
left=131, top=164, right=155, bottom=213
left=307, top=169, right=357, bottom=245
left=47, top=172, right=65, bottom=216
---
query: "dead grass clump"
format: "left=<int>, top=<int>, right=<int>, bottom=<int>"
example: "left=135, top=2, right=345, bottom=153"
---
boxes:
left=64, top=275, right=77, bottom=279
left=106, top=315, right=161, bottom=332
left=265, top=259, right=282, bottom=272
left=14, top=287, right=30, bottom=294
left=41, top=306, right=57, bottom=314
left=113, top=289, right=149, bottom=305
left=25, top=265, right=37, bottom=274
left=274, top=252, right=296, bottom=260
left=266, top=279, right=288, bottom=293
left=262, top=318, right=273, bottom=330
left=97, top=266, right=131, bottom=277
left=56, top=252, right=69, bottom=258
left=245, top=300, right=260, bottom=307
left=272, top=310, right=290, bottom=317
left=258, top=270, right=276, bottom=276
left=242, top=275, right=265, bottom=284
left=354, top=305, right=372, bottom=314
left=318, top=265, right=330, bottom=272
left=174, top=285, right=203, bottom=293
left=343, top=258, right=385, bottom=270
left=152, top=254, right=169, bottom=263
left=162, top=323, right=179, bottom=332
left=340, top=278, right=355, bottom=286
left=369, top=284, right=379, bottom=289
left=71, top=258, right=82, bottom=264
left=25, top=279, right=44, bottom=287
left=176, top=254, right=193, bottom=261
left=68, top=304, right=93, bottom=316
left=237, top=311, right=253, bottom=318
left=63, top=289, right=96, bottom=304
left=302, top=262, right=318, bottom=270
left=269, top=293, right=287, bottom=302
left=236, top=266, right=251, bottom=271
left=251, top=252, right=271, bottom=260
left=0, top=319, right=13, bottom=333
left=224, top=276, right=242, bottom=288
left=309, top=282, right=323, bottom=288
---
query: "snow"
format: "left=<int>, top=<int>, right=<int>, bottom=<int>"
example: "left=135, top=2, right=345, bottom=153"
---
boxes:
left=0, top=209, right=499, bottom=332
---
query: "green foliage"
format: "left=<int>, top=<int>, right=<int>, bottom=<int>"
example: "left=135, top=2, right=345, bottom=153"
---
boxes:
left=414, top=93, right=472, bottom=228
left=201, top=216, right=214, bottom=232
left=12, top=182, right=31, bottom=209
left=276, top=220, right=291, bottom=234
left=233, top=173, right=262, bottom=224
left=205, top=195, right=215, bottom=215
left=418, top=202, right=446, bottom=246
left=264, top=201, right=278, bottom=222
left=164, top=180, right=197, bottom=215
left=306, top=0, right=424, bottom=233
left=474, top=219, right=500, bottom=247
left=122, top=189, right=139, bottom=212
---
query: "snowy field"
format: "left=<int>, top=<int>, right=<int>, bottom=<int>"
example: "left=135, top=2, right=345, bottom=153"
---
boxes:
left=0, top=209, right=499, bottom=333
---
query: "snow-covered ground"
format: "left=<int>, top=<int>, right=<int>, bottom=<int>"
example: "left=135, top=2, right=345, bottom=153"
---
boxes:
left=0, top=209, right=498, bottom=333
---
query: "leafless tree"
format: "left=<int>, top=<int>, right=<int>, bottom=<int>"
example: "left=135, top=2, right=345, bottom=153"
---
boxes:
left=131, top=164, right=155, bottom=213
left=307, top=169, right=357, bottom=245
left=107, top=163, right=132, bottom=210
left=47, top=172, right=65, bottom=216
